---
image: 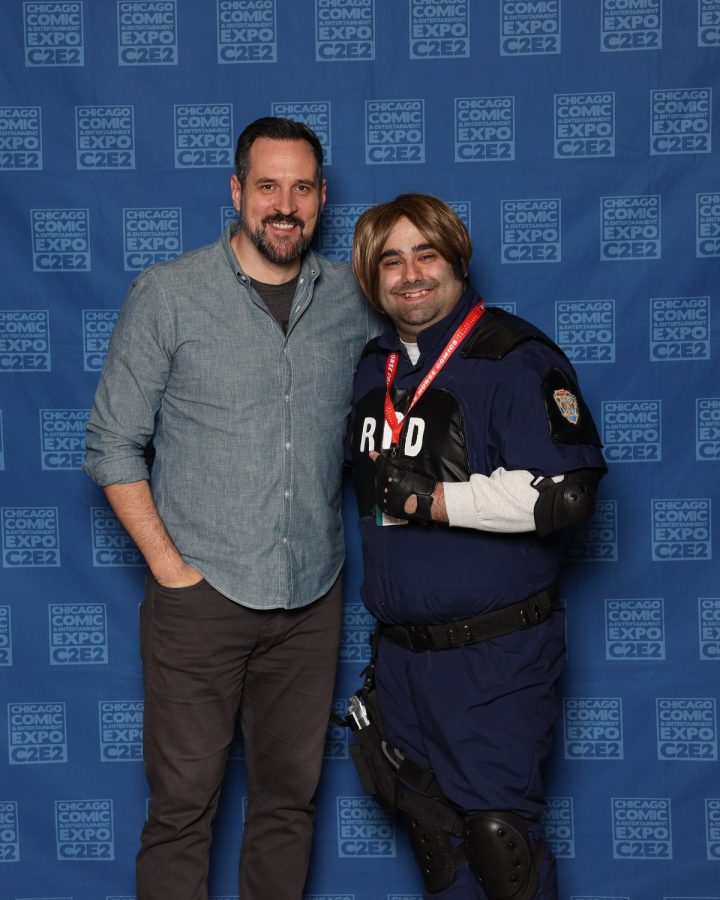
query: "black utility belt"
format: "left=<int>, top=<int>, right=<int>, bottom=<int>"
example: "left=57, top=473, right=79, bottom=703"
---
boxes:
left=377, top=584, right=558, bottom=652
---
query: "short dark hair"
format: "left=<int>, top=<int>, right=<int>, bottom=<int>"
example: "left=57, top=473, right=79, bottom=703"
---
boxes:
left=234, top=117, right=324, bottom=186
left=352, top=193, right=472, bottom=311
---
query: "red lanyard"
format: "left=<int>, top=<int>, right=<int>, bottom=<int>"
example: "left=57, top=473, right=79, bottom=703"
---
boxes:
left=383, top=301, right=485, bottom=448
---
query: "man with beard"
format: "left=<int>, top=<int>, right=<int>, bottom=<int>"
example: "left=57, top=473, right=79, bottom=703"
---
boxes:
left=84, top=117, right=378, bottom=900
left=347, top=194, right=607, bottom=899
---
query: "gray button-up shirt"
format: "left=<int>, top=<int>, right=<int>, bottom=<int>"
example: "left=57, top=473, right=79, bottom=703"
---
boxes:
left=84, top=226, right=378, bottom=609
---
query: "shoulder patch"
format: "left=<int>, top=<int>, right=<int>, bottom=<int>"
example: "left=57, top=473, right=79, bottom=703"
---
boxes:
left=552, top=387, right=580, bottom=424
left=462, top=308, right=564, bottom=361
left=541, top=366, right=602, bottom=446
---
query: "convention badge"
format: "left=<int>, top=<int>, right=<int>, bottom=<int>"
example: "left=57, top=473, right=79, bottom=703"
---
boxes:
left=376, top=508, right=408, bottom=527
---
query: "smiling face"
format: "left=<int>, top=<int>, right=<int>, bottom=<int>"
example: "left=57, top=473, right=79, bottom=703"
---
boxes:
left=230, top=137, right=326, bottom=281
left=376, top=216, right=465, bottom=341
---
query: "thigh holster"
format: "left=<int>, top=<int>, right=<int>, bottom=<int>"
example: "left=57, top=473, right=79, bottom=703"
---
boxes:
left=404, top=813, right=459, bottom=894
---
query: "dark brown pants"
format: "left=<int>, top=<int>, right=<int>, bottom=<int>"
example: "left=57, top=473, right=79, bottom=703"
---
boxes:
left=136, top=574, right=342, bottom=900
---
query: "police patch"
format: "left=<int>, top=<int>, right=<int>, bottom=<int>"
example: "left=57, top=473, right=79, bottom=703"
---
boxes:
left=553, top=388, right=579, bottom=425
left=542, top=367, right=602, bottom=446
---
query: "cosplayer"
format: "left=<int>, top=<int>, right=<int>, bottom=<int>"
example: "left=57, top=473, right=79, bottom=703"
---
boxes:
left=346, top=194, right=607, bottom=899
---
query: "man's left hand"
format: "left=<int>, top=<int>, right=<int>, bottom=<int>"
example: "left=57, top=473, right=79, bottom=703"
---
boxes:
left=369, top=451, right=448, bottom=524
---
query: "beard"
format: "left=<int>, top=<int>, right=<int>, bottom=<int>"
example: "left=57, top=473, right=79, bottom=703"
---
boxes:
left=381, top=277, right=463, bottom=340
left=388, top=279, right=442, bottom=327
left=239, top=212, right=313, bottom=266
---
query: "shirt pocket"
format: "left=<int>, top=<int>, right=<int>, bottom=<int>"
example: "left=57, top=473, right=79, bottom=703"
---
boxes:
left=314, top=349, right=354, bottom=404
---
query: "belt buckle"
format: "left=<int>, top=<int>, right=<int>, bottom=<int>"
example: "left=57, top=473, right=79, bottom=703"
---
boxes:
left=407, top=625, right=432, bottom=651
left=519, top=601, right=544, bottom=629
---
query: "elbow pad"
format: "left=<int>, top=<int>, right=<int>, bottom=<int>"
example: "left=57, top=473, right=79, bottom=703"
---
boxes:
left=532, top=469, right=601, bottom=538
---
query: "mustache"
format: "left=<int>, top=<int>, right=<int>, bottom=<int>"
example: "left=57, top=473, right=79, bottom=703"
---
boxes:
left=391, top=279, right=438, bottom=296
left=262, top=213, right=305, bottom=229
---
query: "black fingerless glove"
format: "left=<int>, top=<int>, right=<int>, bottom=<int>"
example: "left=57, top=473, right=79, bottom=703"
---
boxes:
left=373, top=452, right=436, bottom=524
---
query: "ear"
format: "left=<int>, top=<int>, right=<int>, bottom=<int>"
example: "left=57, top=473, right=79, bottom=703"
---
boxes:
left=319, top=177, right=327, bottom=212
left=230, top=174, right=242, bottom=212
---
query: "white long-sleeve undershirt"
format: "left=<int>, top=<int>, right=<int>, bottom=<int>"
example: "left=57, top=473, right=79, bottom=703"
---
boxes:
left=443, top=469, right=564, bottom=532
left=399, top=340, right=564, bottom=533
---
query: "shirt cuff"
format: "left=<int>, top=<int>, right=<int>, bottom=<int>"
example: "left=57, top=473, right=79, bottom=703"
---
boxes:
left=83, top=454, right=149, bottom=487
left=444, top=480, right=485, bottom=529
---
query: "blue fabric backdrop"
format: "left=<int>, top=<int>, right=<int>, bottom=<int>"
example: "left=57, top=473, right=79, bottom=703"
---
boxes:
left=1, top=2, right=719, bottom=898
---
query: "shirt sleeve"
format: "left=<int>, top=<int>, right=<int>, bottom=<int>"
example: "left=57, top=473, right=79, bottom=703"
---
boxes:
left=443, top=342, right=607, bottom=531
left=487, top=344, right=606, bottom=476
left=83, top=269, right=174, bottom=486
left=443, top=468, right=538, bottom=533
left=444, top=468, right=565, bottom=531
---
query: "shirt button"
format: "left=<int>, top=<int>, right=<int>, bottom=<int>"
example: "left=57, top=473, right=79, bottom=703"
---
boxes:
left=285, top=442, right=291, bottom=450
left=284, top=491, right=290, bottom=498
left=284, top=394, right=289, bottom=402
left=282, top=537, right=288, bottom=544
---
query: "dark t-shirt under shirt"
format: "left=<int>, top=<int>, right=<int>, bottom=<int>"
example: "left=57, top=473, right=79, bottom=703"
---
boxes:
left=251, top=274, right=299, bottom=334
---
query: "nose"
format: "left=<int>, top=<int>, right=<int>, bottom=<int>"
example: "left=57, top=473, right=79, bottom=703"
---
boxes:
left=402, top=257, right=422, bottom=283
left=273, top=187, right=297, bottom=215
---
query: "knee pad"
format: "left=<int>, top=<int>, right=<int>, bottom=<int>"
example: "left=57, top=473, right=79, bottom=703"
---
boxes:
left=464, top=810, right=543, bottom=900
left=403, top=813, right=458, bottom=894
